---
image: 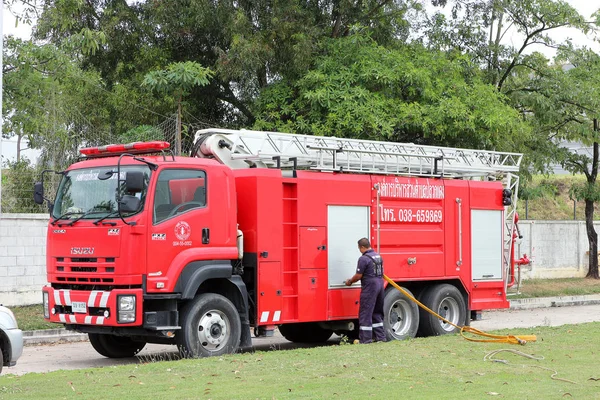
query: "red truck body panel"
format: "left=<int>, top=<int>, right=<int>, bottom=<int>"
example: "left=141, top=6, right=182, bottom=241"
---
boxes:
left=233, top=169, right=508, bottom=327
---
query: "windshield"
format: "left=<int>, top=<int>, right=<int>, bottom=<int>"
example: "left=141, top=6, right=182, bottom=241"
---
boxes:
left=52, top=166, right=151, bottom=220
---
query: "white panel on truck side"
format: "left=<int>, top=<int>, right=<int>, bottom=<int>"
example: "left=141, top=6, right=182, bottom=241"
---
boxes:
left=471, top=209, right=503, bottom=280
left=327, top=205, right=370, bottom=287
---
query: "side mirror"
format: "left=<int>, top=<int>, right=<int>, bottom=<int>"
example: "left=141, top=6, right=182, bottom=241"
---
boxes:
left=34, top=182, right=44, bottom=205
left=125, top=171, right=144, bottom=193
left=119, top=195, right=141, bottom=213
left=98, top=170, right=115, bottom=180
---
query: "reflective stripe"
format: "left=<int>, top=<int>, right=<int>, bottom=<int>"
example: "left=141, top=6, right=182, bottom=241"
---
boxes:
left=63, top=290, right=72, bottom=306
left=54, top=290, right=62, bottom=306
left=359, top=326, right=373, bottom=331
left=59, top=314, right=67, bottom=323
left=84, top=316, right=93, bottom=325
left=99, top=292, right=110, bottom=308
left=273, top=311, right=281, bottom=322
left=69, top=315, right=77, bottom=323
left=260, top=311, right=269, bottom=323
left=96, top=317, right=105, bottom=325
left=88, top=291, right=99, bottom=307
left=372, top=322, right=383, bottom=328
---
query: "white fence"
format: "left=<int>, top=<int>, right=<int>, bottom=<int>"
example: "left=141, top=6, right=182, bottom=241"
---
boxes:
left=0, top=215, right=597, bottom=306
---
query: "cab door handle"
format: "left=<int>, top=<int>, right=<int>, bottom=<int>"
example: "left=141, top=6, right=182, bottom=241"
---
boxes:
left=202, top=228, right=210, bottom=244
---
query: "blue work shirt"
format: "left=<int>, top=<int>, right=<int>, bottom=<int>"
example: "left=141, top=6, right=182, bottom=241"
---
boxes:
left=356, top=249, right=384, bottom=285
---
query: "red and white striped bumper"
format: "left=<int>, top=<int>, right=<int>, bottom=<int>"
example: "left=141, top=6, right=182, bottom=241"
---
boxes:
left=43, top=287, right=143, bottom=327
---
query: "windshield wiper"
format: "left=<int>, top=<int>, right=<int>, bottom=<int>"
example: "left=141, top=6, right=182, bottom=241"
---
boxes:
left=93, top=211, right=120, bottom=226
left=64, top=209, right=109, bottom=227
left=50, top=211, right=81, bottom=225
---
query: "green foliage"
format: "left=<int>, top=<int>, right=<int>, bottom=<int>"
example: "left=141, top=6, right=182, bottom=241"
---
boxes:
left=143, top=62, right=213, bottom=98
left=255, top=32, right=529, bottom=149
left=569, top=181, right=600, bottom=203
left=0, top=158, right=46, bottom=214
left=118, top=125, right=165, bottom=144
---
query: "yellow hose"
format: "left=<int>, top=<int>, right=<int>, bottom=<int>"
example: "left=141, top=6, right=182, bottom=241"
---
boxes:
left=383, top=275, right=537, bottom=345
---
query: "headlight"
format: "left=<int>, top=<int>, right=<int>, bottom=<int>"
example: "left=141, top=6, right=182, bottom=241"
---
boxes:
left=117, top=295, right=136, bottom=323
left=118, top=295, right=135, bottom=311
left=43, top=292, right=50, bottom=319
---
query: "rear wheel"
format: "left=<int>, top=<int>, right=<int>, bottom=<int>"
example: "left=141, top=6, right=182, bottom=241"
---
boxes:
left=176, top=293, right=241, bottom=358
left=88, top=334, right=146, bottom=358
left=418, top=284, right=466, bottom=337
left=0, top=346, right=4, bottom=374
left=383, top=287, right=419, bottom=341
left=278, top=323, right=333, bottom=343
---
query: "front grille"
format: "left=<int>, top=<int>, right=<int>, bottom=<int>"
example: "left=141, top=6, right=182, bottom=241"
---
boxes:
left=71, top=266, right=98, bottom=273
left=54, top=256, right=117, bottom=286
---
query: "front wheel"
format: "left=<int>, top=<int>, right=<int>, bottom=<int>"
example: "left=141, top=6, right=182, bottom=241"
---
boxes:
left=418, top=284, right=466, bottom=337
left=383, top=287, right=419, bottom=341
left=88, top=333, right=146, bottom=358
left=176, top=293, right=241, bottom=358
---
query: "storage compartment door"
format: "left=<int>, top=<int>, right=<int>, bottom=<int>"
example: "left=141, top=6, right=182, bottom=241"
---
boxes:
left=327, top=206, right=370, bottom=287
left=299, top=227, right=327, bottom=269
left=471, top=210, right=503, bottom=280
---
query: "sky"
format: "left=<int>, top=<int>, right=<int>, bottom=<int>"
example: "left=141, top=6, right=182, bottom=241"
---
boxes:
left=1, top=1, right=599, bottom=164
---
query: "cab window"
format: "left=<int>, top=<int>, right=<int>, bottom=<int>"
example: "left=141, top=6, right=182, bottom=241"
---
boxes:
left=154, top=169, right=206, bottom=224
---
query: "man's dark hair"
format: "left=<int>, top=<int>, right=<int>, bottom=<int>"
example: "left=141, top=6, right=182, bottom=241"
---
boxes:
left=358, top=238, right=371, bottom=248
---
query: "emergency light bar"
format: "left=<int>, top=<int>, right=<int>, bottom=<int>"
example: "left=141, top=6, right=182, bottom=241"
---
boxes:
left=79, top=141, right=170, bottom=158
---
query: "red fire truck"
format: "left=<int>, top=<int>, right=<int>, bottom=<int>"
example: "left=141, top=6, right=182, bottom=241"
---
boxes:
left=34, top=129, right=523, bottom=358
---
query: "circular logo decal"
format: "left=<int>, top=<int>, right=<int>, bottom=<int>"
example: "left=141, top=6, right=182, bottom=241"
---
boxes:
left=175, top=221, right=191, bottom=241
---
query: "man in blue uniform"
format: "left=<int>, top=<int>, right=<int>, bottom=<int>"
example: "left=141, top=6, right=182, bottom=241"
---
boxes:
left=345, top=238, right=386, bottom=344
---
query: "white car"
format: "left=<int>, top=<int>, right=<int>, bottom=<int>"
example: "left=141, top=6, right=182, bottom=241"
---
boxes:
left=0, top=305, right=23, bottom=374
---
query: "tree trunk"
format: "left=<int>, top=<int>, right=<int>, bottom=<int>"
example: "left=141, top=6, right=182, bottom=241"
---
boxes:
left=585, top=199, right=599, bottom=278
left=586, top=135, right=599, bottom=279
left=16, top=134, right=22, bottom=162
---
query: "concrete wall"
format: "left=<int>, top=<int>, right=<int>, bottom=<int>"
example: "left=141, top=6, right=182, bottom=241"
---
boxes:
left=0, top=214, right=48, bottom=306
left=515, top=220, right=597, bottom=279
left=0, top=215, right=597, bottom=306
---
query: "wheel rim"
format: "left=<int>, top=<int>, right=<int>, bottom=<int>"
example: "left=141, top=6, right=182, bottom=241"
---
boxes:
left=437, top=296, right=460, bottom=332
left=388, top=299, right=413, bottom=339
left=197, top=309, right=230, bottom=352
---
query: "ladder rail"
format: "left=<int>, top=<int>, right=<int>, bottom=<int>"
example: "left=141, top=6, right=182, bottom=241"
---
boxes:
left=194, top=128, right=522, bottom=178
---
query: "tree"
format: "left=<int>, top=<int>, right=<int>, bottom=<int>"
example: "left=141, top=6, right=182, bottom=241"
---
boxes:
left=2, top=36, right=115, bottom=168
left=143, top=62, right=213, bottom=155
left=33, top=0, right=417, bottom=128
left=254, top=32, right=530, bottom=150
left=421, top=0, right=591, bottom=90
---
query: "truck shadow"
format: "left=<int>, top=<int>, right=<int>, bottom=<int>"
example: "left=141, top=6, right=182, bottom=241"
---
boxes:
left=135, top=335, right=342, bottom=364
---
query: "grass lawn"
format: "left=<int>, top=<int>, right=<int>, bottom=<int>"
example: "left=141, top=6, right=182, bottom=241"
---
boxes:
left=8, top=304, right=56, bottom=331
left=1, top=323, right=599, bottom=399
left=512, top=277, right=600, bottom=299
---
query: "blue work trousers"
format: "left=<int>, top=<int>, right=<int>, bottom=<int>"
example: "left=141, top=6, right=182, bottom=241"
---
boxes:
left=358, top=278, right=386, bottom=343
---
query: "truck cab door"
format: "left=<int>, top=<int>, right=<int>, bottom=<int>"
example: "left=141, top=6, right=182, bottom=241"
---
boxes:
left=146, top=168, right=210, bottom=289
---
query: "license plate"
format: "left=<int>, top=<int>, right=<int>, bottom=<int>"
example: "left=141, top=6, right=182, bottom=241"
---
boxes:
left=72, top=301, right=87, bottom=314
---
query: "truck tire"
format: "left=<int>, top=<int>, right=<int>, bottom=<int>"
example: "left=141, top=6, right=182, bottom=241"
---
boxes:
left=383, top=287, right=419, bottom=341
left=88, top=333, right=146, bottom=358
left=418, top=284, right=466, bottom=337
left=0, top=346, right=3, bottom=374
left=176, top=293, right=241, bottom=358
left=278, top=323, right=333, bottom=343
